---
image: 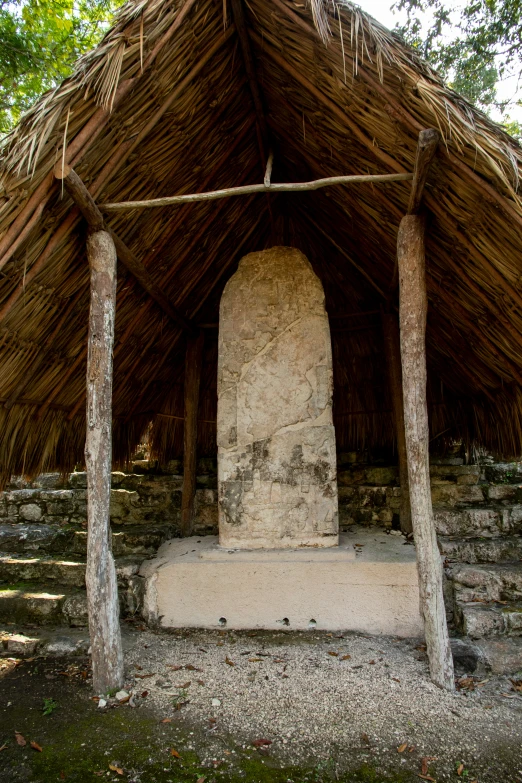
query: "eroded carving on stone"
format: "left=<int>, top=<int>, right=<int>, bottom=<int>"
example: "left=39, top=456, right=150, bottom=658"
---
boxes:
left=217, top=246, right=339, bottom=548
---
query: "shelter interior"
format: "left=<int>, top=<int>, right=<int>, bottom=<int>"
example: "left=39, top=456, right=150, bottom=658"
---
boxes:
left=1, top=0, right=522, bottom=484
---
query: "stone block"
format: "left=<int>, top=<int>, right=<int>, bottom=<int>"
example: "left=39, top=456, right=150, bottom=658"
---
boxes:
left=62, top=594, right=88, bottom=626
left=18, top=503, right=43, bottom=522
left=109, top=489, right=140, bottom=520
left=68, top=472, right=87, bottom=488
left=475, top=637, right=522, bottom=674
left=5, top=488, right=40, bottom=503
left=0, top=588, right=64, bottom=625
left=485, top=462, right=522, bottom=484
left=431, top=484, right=484, bottom=507
left=0, top=523, right=70, bottom=553
left=364, top=467, right=397, bottom=486
left=455, top=603, right=506, bottom=638
left=337, top=468, right=366, bottom=486
left=111, top=471, right=126, bottom=486
left=488, top=485, right=517, bottom=501
left=434, top=508, right=501, bottom=537
left=7, top=634, right=40, bottom=656
left=439, top=536, right=522, bottom=564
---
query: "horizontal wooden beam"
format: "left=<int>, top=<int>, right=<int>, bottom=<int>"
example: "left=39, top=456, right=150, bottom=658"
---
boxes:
left=55, top=166, right=196, bottom=333
left=100, top=172, right=412, bottom=211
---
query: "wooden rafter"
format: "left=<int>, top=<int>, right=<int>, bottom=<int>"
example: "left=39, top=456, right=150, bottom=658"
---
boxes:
left=55, top=165, right=196, bottom=334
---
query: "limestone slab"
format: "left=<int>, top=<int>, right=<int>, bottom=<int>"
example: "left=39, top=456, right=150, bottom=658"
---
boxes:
left=217, top=247, right=338, bottom=548
left=140, top=530, right=423, bottom=636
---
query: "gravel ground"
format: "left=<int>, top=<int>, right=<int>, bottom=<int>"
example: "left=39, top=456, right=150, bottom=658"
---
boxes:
left=122, top=628, right=522, bottom=782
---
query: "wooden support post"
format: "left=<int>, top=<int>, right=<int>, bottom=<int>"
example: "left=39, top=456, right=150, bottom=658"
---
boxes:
left=84, top=229, right=124, bottom=695
left=181, top=330, right=205, bottom=536
left=397, top=215, right=454, bottom=690
left=381, top=311, right=412, bottom=534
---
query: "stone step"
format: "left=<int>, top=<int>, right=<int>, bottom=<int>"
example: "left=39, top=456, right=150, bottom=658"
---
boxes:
left=0, top=554, right=86, bottom=587
left=454, top=600, right=522, bottom=639
left=434, top=507, right=522, bottom=538
left=449, top=563, right=522, bottom=603
left=0, top=584, right=88, bottom=626
left=0, top=570, right=145, bottom=626
left=439, top=535, right=522, bottom=563
left=0, top=523, right=174, bottom=556
left=0, top=553, right=143, bottom=590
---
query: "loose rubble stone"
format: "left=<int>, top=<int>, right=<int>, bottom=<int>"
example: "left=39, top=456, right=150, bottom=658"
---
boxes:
left=6, top=633, right=39, bottom=655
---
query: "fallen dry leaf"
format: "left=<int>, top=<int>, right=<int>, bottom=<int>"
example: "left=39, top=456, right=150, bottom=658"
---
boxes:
left=369, top=660, right=376, bottom=665
left=166, top=665, right=183, bottom=671
left=170, top=748, right=181, bottom=759
left=457, top=763, right=464, bottom=776
left=108, top=763, right=124, bottom=775
left=421, top=757, right=437, bottom=775
left=252, top=738, right=272, bottom=747
left=225, top=657, right=235, bottom=666
left=392, top=677, right=401, bottom=683
left=249, top=658, right=262, bottom=662
left=417, top=776, right=436, bottom=782
left=197, top=778, right=206, bottom=783
left=510, top=679, right=522, bottom=692
left=0, top=744, right=7, bottom=752
left=197, top=679, right=205, bottom=686
left=135, top=673, right=155, bottom=679
left=397, top=742, right=408, bottom=753
left=141, top=691, right=149, bottom=698
left=161, top=718, right=173, bottom=724
left=60, top=772, right=66, bottom=780
left=327, top=651, right=339, bottom=657
left=30, top=741, right=43, bottom=752
left=15, top=732, right=26, bottom=747
left=185, top=664, right=202, bottom=671
left=176, top=681, right=191, bottom=689
left=361, top=733, right=370, bottom=744
left=341, top=654, right=351, bottom=660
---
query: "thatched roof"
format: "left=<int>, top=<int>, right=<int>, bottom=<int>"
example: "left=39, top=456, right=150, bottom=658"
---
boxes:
left=1, top=0, right=522, bottom=482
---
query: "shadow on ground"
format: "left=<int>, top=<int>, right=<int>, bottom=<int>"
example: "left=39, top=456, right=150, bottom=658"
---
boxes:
left=0, top=656, right=416, bottom=783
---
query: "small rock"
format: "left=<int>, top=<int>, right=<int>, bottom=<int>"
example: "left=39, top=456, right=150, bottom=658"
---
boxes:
left=212, top=698, right=221, bottom=707
left=19, top=503, right=43, bottom=522
left=7, top=634, right=39, bottom=656
left=115, top=690, right=130, bottom=702
left=98, top=699, right=107, bottom=708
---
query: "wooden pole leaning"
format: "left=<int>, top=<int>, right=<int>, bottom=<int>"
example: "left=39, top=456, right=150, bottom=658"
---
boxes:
left=84, top=228, right=124, bottom=695
left=381, top=311, right=412, bottom=534
left=181, top=330, right=205, bottom=536
left=398, top=129, right=454, bottom=690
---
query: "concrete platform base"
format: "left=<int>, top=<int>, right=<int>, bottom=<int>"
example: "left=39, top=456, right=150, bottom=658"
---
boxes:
left=140, top=528, right=424, bottom=636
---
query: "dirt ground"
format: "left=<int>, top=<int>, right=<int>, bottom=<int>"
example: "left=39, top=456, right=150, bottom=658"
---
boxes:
left=0, top=626, right=521, bottom=783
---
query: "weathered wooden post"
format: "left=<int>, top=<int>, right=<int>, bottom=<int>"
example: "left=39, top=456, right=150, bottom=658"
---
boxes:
left=85, top=229, right=124, bottom=694
left=181, top=330, right=205, bottom=536
left=54, top=164, right=124, bottom=693
left=398, top=129, right=454, bottom=690
left=381, top=310, right=412, bottom=534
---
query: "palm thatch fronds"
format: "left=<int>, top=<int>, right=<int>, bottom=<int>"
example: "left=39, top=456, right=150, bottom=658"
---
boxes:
left=0, top=0, right=522, bottom=483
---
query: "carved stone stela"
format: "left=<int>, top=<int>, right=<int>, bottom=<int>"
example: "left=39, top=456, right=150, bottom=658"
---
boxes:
left=217, top=246, right=339, bottom=548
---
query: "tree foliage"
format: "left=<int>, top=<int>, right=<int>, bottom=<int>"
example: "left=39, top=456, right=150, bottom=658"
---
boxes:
left=0, top=0, right=122, bottom=133
left=394, top=0, right=522, bottom=133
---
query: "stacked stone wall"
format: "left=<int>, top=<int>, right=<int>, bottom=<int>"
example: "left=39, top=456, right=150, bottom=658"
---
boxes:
left=0, top=459, right=218, bottom=555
